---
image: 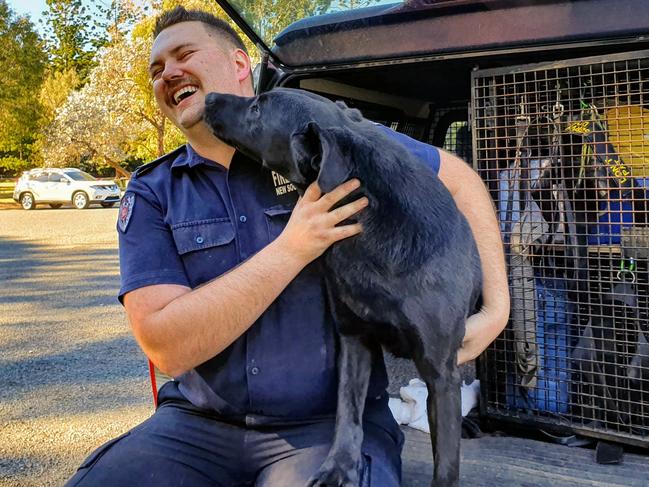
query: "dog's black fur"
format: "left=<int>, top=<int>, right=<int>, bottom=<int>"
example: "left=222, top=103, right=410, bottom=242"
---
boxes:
left=204, top=88, right=482, bottom=487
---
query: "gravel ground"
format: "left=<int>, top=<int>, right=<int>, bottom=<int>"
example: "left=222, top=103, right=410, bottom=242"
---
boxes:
left=0, top=205, right=436, bottom=487
left=0, top=207, right=152, bottom=487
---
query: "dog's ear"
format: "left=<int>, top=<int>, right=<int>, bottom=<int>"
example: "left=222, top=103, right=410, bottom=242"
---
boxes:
left=335, top=100, right=363, bottom=122
left=290, top=123, right=355, bottom=193
left=316, top=126, right=354, bottom=193
left=290, top=122, right=321, bottom=172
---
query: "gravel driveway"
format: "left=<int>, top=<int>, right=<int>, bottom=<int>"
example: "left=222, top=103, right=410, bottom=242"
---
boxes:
left=0, top=207, right=152, bottom=487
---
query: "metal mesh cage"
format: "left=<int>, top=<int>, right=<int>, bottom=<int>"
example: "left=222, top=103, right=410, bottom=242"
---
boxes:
left=429, top=103, right=473, bottom=164
left=472, top=50, right=649, bottom=447
left=375, top=119, right=430, bottom=142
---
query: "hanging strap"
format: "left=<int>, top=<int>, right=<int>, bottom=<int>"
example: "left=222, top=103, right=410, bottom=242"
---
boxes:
left=507, top=105, right=541, bottom=388
left=550, top=101, right=584, bottom=285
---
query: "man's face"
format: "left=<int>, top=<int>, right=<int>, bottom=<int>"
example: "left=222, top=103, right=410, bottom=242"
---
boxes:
left=149, top=22, right=247, bottom=132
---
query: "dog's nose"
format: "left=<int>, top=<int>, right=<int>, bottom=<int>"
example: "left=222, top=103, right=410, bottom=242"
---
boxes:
left=204, top=92, right=222, bottom=107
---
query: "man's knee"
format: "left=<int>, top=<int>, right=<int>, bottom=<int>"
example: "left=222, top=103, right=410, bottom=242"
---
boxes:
left=255, top=421, right=402, bottom=486
left=64, top=432, right=132, bottom=487
left=64, top=403, right=246, bottom=487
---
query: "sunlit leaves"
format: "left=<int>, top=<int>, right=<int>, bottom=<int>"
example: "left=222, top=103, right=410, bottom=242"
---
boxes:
left=0, top=0, right=46, bottom=171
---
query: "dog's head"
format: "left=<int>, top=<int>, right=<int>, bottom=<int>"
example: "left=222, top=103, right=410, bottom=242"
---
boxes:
left=204, top=88, right=364, bottom=192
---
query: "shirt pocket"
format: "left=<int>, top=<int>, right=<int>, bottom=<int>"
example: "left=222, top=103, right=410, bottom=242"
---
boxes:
left=263, top=204, right=294, bottom=241
left=171, top=218, right=236, bottom=286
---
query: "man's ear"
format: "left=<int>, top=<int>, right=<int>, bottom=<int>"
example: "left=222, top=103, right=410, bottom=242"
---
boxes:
left=232, top=49, right=253, bottom=93
left=316, top=126, right=354, bottom=193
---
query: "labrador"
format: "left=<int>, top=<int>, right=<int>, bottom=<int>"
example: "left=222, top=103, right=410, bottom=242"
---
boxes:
left=204, top=88, right=482, bottom=487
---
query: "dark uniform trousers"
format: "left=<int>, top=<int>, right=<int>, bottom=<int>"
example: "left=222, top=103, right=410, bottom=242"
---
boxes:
left=65, top=382, right=403, bottom=486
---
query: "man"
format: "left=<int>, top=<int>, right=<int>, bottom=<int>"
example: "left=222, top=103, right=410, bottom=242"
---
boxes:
left=66, top=6, right=509, bottom=486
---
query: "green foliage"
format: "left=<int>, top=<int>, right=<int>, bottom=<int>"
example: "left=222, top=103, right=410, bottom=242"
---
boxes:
left=0, top=0, right=46, bottom=175
left=232, top=0, right=332, bottom=45
left=0, top=180, right=15, bottom=201
left=41, top=0, right=101, bottom=81
left=95, top=0, right=151, bottom=45
left=39, top=68, right=81, bottom=121
left=0, top=156, right=33, bottom=174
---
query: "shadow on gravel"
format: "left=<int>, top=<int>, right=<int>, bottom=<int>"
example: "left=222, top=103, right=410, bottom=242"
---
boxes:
left=1, top=334, right=146, bottom=392
left=0, top=454, right=49, bottom=484
left=0, top=237, right=119, bottom=288
left=0, top=236, right=152, bottom=420
left=1, top=219, right=158, bottom=485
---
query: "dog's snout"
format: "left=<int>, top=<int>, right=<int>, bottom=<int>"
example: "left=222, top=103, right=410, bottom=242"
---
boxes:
left=204, top=92, right=223, bottom=107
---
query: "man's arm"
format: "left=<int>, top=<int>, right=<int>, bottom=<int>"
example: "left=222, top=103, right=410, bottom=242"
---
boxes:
left=437, top=150, right=510, bottom=364
left=124, top=180, right=368, bottom=378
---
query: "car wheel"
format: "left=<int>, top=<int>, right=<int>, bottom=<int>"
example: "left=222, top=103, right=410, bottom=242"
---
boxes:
left=100, top=202, right=116, bottom=208
left=49, top=203, right=63, bottom=209
left=72, top=191, right=90, bottom=209
left=20, top=192, right=36, bottom=210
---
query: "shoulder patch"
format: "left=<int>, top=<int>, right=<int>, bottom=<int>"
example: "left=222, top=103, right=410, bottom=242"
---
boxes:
left=118, top=192, right=136, bottom=233
left=133, top=145, right=186, bottom=179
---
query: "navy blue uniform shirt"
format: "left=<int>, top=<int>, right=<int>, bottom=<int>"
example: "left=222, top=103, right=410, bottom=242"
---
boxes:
left=118, top=125, right=440, bottom=431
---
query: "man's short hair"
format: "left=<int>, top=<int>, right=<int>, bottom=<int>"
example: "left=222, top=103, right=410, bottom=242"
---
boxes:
left=153, top=6, right=248, bottom=54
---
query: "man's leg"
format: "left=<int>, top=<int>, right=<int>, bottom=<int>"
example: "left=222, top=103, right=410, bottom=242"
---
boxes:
left=254, top=419, right=402, bottom=486
left=65, top=382, right=253, bottom=487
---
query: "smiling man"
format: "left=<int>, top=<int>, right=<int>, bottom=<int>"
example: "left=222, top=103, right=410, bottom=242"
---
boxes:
left=65, top=6, right=508, bottom=487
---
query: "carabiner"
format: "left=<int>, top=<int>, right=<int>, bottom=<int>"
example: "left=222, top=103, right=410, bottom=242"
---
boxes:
left=617, top=258, right=637, bottom=283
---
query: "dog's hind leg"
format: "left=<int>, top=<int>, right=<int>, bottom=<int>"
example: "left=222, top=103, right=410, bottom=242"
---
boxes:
left=307, top=333, right=374, bottom=487
left=415, top=354, right=462, bottom=487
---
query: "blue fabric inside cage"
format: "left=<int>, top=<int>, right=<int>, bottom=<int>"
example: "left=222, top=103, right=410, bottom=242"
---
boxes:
left=587, top=178, right=649, bottom=245
left=507, top=276, right=571, bottom=413
left=587, top=189, right=634, bottom=245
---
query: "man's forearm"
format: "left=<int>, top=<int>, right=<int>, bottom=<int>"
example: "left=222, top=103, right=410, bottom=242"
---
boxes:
left=452, top=168, right=510, bottom=363
left=455, top=169, right=510, bottom=318
left=136, top=239, right=307, bottom=377
left=438, top=151, right=510, bottom=363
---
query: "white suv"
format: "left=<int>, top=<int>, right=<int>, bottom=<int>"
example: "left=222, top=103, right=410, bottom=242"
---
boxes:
left=13, top=168, right=121, bottom=210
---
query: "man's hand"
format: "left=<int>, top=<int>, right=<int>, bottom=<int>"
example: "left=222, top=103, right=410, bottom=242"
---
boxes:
left=276, top=179, right=368, bottom=265
left=458, top=307, right=509, bottom=364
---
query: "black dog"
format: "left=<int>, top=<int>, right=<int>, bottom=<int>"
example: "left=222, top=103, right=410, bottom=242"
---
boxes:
left=204, top=88, right=482, bottom=487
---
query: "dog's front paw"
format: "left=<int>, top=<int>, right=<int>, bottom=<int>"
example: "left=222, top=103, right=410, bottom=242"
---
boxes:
left=306, top=455, right=360, bottom=487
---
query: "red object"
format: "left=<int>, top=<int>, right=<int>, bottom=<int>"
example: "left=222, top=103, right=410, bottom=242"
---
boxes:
left=148, top=359, right=158, bottom=408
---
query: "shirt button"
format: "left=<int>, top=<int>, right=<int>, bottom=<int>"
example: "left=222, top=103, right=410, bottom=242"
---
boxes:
left=250, top=366, right=260, bottom=375
left=195, top=235, right=204, bottom=244
left=239, top=215, right=247, bottom=223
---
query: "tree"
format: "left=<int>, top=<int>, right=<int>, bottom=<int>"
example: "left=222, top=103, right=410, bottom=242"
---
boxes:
left=234, top=0, right=332, bottom=45
left=43, top=85, right=134, bottom=178
left=0, top=0, right=47, bottom=174
left=95, top=0, right=150, bottom=46
left=42, top=39, right=139, bottom=177
left=41, top=0, right=99, bottom=82
left=39, top=68, right=81, bottom=121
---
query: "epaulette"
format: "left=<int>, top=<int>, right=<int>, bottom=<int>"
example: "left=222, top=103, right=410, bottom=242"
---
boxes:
left=132, top=145, right=187, bottom=179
